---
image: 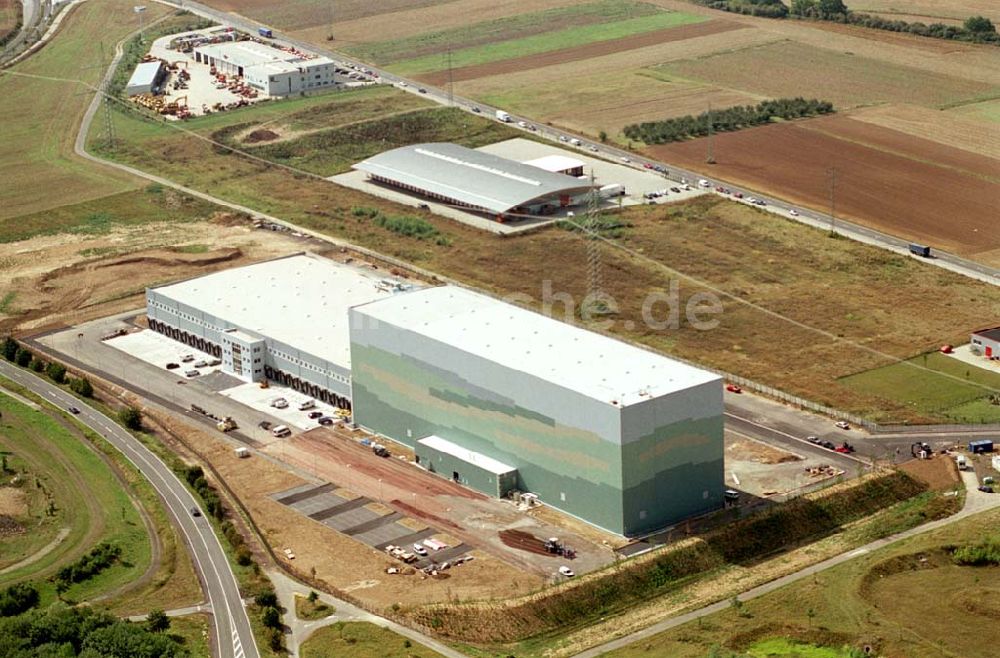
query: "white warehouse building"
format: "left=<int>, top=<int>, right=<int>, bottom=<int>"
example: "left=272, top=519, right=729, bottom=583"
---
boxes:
left=145, top=253, right=414, bottom=410
left=193, top=40, right=337, bottom=96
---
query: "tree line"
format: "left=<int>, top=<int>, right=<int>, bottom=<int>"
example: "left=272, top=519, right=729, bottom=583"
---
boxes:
left=2, top=337, right=93, bottom=397
left=53, top=542, right=122, bottom=593
left=623, top=97, right=834, bottom=144
left=693, top=0, right=999, bottom=45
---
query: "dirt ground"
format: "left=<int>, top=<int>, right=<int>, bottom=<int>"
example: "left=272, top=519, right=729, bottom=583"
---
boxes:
left=416, top=20, right=746, bottom=86
left=898, top=455, right=961, bottom=491
left=0, top=215, right=320, bottom=333
left=647, top=115, right=1000, bottom=260
left=727, top=436, right=800, bottom=466
left=267, top=429, right=618, bottom=576
left=192, top=426, right=546, bottom=609
left=0, top=488, right=27, bottom=517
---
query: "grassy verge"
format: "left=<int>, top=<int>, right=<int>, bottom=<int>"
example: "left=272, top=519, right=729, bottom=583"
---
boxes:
left=0, top=382, right=150, bottom=604
left=0, top=375, right=203, bottom=614
left=300, top=622, right=443, bottom=658
left=389, top=11, right=705, bottom=76
left=345, top=0, right=665, bottom=65
left=295, top=594, right=334, bottom=620
left=167, top=613, right=212, bottom=657
left=839, top=351, right=1000, bottom=423
left=601, top=508, right=1000, bottom=658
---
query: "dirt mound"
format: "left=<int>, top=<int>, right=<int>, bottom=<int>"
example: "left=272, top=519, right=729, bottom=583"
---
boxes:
left=0, top=514, right=25, bottom=537
left=0, top=487, right=27, bottom=516
left=91, top=247, right=243, bottom=270
left=499, top=529, right=551, bottom=556
left=954, top=587, right=1000, bottom=619
left=899, top=456, right=960, bottom=491
left=245, top=129, right=280, bottom=144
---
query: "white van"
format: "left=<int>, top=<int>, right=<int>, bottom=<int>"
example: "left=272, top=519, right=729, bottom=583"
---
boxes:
left=271, top=425, right=291, bottom=438
left=297, top=399, right=315, bottom=411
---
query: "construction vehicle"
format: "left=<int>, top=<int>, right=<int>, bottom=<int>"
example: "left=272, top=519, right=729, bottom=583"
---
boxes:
left=912, top=442, right=933, bottom=459
left=216, top=416, right=237, bottom=432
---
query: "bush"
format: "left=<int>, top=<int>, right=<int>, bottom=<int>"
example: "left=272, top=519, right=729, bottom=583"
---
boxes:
left=14, top=347, right=31, bottom=367
left=265, top=626, right=283, bottom=651
left=261, top=605, right=281, bottom=629
left=70, top=376, right=94, bottom=397
left=255, top=590, right=278, bottom=608
left=1, top=337, right=17, bottom=361
left=146, top=608, right=170, bottom=633
left=54, top=542, right=122, bottom=588
left=46, top=362, right=67, bottom=384
left=29, top=358, right=45, bottom=372
left=118, top=406, right=142, bottom=431
left=952, top=537, right=1000, bottom=566
left=236, top=547, right=254, bottom=566
left=0, top=583, right=39, bottom=617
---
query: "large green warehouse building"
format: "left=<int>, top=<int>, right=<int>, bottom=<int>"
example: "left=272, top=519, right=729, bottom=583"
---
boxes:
left=349, top=285, right=724, bottom=537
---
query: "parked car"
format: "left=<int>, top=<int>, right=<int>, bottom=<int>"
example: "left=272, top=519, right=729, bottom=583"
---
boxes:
left=978, top=485, right=994, bottom=494
left=180, top=355, right=195, bottom=363
left=821, top=441, right=836, bottom=450
left=570, top=138, right=582, bottom=146
left=790, top=209, right=800, bottom=216
left=725, top=384, right=742, bottom=393
left=589, top=145, right=598, bottom=152
left=165, top=362, right=179, bottom=370
left=620, top=156, right=630, bottom=163
left=417, top=87, right=427, bottom=94
left=670, top=187, right=681, bottom=194
left=258, top=421, right=272, bottom=430
left=471, top=106, right=481, bottom=113
left=413, top=544, right=428, bottom=556
left=317, top=416, right=335, bottom=426
left=558, top=135, right=568, bottom=142
left=806, top=436, right=821, bottom=444
left=185, top=369, right=200, bottom=378
left=193, top=360, right=207, bottom=368
left=271, top=397, right=288, bottom=409
left=308, top=411, right=323, bottom=419
left=643, top=163, right=653, bottom=169
left=835, top=421, right=851, bottom=430
left=733, top=192, right=744, bottom=199
left=558, top=566, right=575, bottom=577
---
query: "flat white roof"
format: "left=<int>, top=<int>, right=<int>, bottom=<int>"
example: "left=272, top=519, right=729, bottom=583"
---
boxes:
left=152, top=254, right=413, bottom=370
left=523, top=155, right=585, bottom=173
left=195, top=40, right=333, bottom=72
left=355, top=286, right=720, bottom=407
left=418, top=435, right=516, bottom=475
left=126, top=61, right=162, bottom=89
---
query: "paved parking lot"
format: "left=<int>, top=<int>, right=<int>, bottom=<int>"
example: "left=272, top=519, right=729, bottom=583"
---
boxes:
left=219, top=381, right=347, bottom=431
left=107, top=330, right=222, bottom=376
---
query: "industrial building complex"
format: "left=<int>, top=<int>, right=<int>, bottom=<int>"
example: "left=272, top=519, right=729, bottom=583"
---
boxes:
left=146, top=254, right=724, bottom=536
left=352, top=143, right=596, bottom=221
left=193, top=40, right=338, bottom=96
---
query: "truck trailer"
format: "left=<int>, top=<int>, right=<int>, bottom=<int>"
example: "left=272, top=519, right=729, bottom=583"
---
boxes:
left=258, top=27, right=273, bottom=38
left=909, top=243, right=931, bottom=257
left=495, top=110, right=512, bottom=123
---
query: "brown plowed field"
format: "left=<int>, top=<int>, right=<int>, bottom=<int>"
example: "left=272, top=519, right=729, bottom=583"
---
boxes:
left=648, top=116, right=1000, bottom=257
left=416, top=20, right=746, bottom=86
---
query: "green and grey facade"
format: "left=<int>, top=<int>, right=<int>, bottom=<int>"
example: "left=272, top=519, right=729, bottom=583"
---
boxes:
left=349, top=286, right=724, bottom=537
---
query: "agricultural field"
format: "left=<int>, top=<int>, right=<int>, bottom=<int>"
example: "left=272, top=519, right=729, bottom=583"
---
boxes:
left=647, top=115, right=1000, bottom=264
left=389, top=8, right=705, bottom=77
left=657, top=40, right=999, bottom=111
left=344, top=0, right=669, bottom=66
left=850, top=103, right=1000, bottom=160
left=839, top=352, right=1000, bottom=424
left=849, top=0, right=1000, bottom=24
left=602, top=507, right=1000, bottom=658
left=208, top=0, right=449, bottom=32
left=950, top=98, right=1000, bottom=124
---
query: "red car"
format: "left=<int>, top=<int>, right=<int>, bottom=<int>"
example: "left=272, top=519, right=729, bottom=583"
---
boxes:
left=734, top=192, right=744, bottom=199
left=726, top=384, right=742, bottom=393
left=643, top=163, right=654, bottom=169
left=939, top=345, right=953, bottom=354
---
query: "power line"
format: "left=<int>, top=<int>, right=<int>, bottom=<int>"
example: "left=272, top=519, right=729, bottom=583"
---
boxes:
left=99, top=42, right=116, bottom=151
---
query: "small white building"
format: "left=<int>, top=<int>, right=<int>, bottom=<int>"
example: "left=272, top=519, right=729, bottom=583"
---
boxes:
left=523, top=154, right=586, bottom=177
left=126, top=60, right=165, bottom=96
left=971, top=326, right=1000, bottom=359
left=193, top=40, right=337, bottom=96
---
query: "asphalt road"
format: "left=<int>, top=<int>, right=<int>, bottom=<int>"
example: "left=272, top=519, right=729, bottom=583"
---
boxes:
left=0, top=361, right=259, bottom=658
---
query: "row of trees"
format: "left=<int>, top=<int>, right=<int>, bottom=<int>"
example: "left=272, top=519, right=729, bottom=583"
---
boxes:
left=2, top=337, right=93, bottom=396
left=691, top=0, right=788, bottom=18
left=0, top=604, right=186, bottom=657
left=623, top=97, right=834, bottom=144
left=697, top=0, right=999, bottom=45
left=53, top=542, right=122, bottom=591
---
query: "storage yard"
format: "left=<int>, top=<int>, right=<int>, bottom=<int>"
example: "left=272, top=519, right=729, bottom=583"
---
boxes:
left=127, top=26, right=370, bottom=118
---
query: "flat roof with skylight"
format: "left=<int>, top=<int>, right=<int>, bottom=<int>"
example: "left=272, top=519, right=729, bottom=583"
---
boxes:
left=150, top=254, right=413, bottom=369
left=354, top=286, right=719, bottom=407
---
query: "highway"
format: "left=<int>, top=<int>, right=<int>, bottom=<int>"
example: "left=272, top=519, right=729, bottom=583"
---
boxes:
left=0, top=361, right=259, bottom=658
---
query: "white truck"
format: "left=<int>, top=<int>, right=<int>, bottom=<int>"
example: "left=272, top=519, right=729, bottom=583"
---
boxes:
left=495, top=110, right=512, bottom=123
left=599, top=183, right=625, bottom=199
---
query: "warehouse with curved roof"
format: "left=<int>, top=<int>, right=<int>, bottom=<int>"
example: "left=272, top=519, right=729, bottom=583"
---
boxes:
left=352, top=143, right=594, bottom=220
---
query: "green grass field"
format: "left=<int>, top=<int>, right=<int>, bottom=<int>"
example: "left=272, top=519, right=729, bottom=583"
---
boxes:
left=388, top=10, right=705, bottom=76
left=0, top=386, right=150, bottom=604
left=300, top=622, right=443, bottom=658
left=839, top=352, right=1000, bottom=423
left=603, top=508, right=1000, bottom=658
left=950, top=98, right=1000, bottom=124
left=345, top=0, right=665, bottom=65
